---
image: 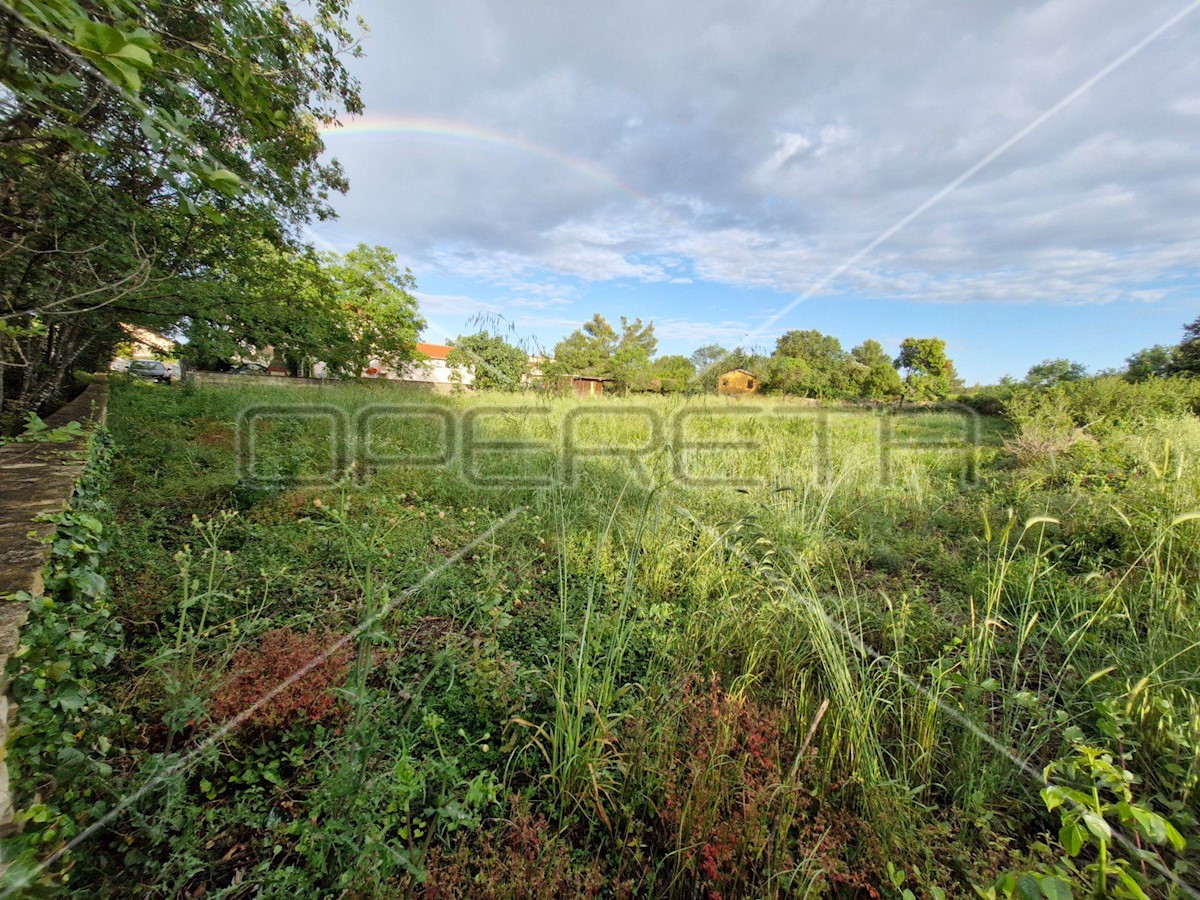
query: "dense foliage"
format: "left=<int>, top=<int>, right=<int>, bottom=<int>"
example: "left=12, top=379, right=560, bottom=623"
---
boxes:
left=544, top=313, right=660, bottom=392
left=446, top=330, right=529, bottom=391
left=6, top=378, right=1199, bottom=896
left=181, top=242, right=425, bottom=377
left=3, top=427, right=124, bottom=888
left=0, top=0, right=374, bottom=426
left=537, top=315, right=952, bottom=400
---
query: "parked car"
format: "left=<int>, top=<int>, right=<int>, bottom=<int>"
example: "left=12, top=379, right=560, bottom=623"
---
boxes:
left=230, top=363, right=269, bottom=375
left=127, top=359, right=172, bottom=384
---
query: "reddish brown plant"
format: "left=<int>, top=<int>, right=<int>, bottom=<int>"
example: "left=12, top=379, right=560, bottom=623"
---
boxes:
left=210, top=628, right=353, bottom=731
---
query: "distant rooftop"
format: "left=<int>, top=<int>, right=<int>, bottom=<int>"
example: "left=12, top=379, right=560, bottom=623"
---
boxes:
left=416, top=342, right=451, bottom=360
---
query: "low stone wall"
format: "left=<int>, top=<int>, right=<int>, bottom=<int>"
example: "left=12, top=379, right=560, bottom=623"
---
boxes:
left=0, top=378, right=109, bottom=825
left=189, top=371, right=458, bottom=395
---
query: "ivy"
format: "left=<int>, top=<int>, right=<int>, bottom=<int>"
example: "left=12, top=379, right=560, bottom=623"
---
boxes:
left=2, top=426, right=125, bottom=888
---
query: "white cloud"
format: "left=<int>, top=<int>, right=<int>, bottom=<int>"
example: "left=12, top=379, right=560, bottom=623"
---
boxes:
left=322, top=0, right=1200, bottom=322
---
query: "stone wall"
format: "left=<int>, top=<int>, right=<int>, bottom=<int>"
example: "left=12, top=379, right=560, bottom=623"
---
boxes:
left=0, top=378, right=109, bottom=825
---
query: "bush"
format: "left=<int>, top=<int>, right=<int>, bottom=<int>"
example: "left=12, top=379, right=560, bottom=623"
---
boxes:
left=422, top=796, right=620, bottom=898
left=209, top=628, right=353, bottom=731
left=1003, top=392, right=1095, bottom=467
left=642, top=675, right=882, bottom=897
left=1001, top=376, right=1200, bottom=469
left=1, top=428, right=124, bottom=889
left=956, top=383, right=1017, bottom=417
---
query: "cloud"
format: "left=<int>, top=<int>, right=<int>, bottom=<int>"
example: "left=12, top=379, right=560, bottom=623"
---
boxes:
left=416, top=293, right=501, bottom=317
left=319, top=0, right=1200, bottom=353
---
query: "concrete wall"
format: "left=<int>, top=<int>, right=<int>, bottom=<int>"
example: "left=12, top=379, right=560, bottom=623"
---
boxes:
left=0, top=379, right=109, bottom=826
left=189, top=371, right=460, bottom=394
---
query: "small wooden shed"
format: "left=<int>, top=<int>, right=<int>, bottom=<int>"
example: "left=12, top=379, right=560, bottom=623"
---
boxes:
left=717, top=369, right=759, bottom=396
left=569, top=375, right=611, bottom=397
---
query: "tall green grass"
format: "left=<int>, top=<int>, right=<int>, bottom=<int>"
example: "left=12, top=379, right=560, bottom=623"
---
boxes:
left=38, top=377, right=1200, bottom=895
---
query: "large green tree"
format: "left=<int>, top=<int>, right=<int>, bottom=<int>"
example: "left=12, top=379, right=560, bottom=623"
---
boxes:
left=320, top=245, right=424, bottom=376
left=1124, top=345, right=1175, bottom=382
left=610, top=316, right=657, bottom=392
left=1171, top=316, right=1200, bottom=377
left=850, top=339, right=903, bottom=399
left=894, top=337, right=956, bottom=402
left=179, top=243, right=424, bottom=378
left=0, top=0, right=363, bottom=422
left=771, top=329, right=850, bottom=397
left=547, top=313, right=659, bottom=392
left=446, top=330, right=528, bottom=391
left=650, top=355, right=696, bottom=393
left=548, top=313, right=617, bottom=376
left=764, top=355, right=809, bottom=395
left=1024, top=358, right=1087, bottom=388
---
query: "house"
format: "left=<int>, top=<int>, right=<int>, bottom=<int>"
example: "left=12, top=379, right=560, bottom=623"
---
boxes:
left=717, top=369, right=759, bottom=396
left=368, top=342, right=473, bottom=393
left=525, top=355, right=549, bottom=385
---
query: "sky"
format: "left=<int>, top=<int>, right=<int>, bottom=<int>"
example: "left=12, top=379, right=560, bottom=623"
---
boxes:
left=308, top=0, right=1200, bottom=384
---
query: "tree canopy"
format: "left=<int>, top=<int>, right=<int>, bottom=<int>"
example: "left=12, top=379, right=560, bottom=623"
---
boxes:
left=894, top=337, right=957, bottom=402
left=446, top=331, right=529, bottom=391
left=1124, top=345, right=1175, bottom=382
left=1172, top=316, right=1200, bottom=377
left=547, top=314, right=660, bottom=392
left=650, top=355, right=696, bottom=394
left=1024, top=358, right=1088, bottom=388
left=850, top=339, right=903, bottom=399
left=1, top=0, right=365, bottom=424
left=769, top=329, right=850, bottom=397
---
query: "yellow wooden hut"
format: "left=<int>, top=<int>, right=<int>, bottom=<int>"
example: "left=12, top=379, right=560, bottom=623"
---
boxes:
left=717, top=369, right=759, bottom=396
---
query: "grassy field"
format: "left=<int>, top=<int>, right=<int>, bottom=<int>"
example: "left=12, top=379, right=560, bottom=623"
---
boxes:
left=7, top=377, right=1200, bottom=897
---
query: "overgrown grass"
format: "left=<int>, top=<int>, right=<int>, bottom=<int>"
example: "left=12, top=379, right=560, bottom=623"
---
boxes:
left=6, top=377, right=1200, bottom=897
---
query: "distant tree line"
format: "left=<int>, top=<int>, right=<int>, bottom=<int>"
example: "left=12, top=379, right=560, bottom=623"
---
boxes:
left=1011, top=315, right=1200, bottom=388
left=450, top=310, right=1200, bottom=400
left=447, top=313, right=962, bottom=402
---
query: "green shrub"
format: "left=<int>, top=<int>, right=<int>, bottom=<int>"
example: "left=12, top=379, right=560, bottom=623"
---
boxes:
left=1, top=428, right=125, bottom=890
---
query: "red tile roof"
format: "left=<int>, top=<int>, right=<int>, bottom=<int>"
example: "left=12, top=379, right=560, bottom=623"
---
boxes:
left=416, top=342, right=451, bottom=360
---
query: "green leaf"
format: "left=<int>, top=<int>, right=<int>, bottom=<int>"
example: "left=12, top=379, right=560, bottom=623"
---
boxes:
left=1082, top=811, right=1111, bottom=843
left=1039, top=876, right=1073, bottom=900
left=47, top=661, right=70, bottom=680
left=1042, top=785, right=1071, bottom=811
left=102, top=58, right=142, bottom=92
left=1162, top=818, right=1186, bottom=852
left=55, top=686, right=85, bottom=711
left=1121, top=803, right=1165, bottom=844
left=1059, top=821, right=1086, bottom=856
left=1016, top=874, right=1042, bottom=900
left=111, top=43, right=153, bottom=69
left=76, top=21, right=126, bottom=55
left=207, top=168, right=241, bottom=191
left=125, top=27, right=160, bottom=51
left=1114, top=868, right=1149, bottom=900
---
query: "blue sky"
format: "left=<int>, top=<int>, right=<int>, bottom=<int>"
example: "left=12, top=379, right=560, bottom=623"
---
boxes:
left=309, top=0, right=1200, bottom=384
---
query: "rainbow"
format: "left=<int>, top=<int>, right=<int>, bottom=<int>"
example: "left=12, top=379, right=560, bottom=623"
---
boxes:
left=319, top=114, right=670, bottom=217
